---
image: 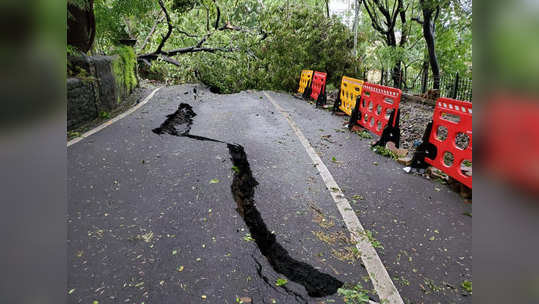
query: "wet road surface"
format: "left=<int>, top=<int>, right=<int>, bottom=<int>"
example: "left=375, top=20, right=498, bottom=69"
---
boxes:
left=68, top=85, right=472, bottom=304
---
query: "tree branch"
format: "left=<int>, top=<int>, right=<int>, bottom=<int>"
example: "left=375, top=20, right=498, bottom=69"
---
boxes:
left=158, top=54, right=181, bottom=66
left=364, top=0, right=388, bottom=34
left=140, top=13, right=165, bottom=51
left=176, top=28, right=200, bottom=38
left=154, top=0, right=173, bottom=55
left=213, top=0, right=221, bottom=29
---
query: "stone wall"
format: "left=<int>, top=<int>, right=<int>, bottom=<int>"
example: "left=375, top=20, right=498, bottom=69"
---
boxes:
left=67, top=47, right=138, bottom=129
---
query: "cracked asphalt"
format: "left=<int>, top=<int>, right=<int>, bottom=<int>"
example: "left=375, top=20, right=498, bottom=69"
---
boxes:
left=68, top=84, right=472, bottom=304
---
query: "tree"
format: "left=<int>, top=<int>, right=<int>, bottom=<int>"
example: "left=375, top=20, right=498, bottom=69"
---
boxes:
left=413, top=0, right=443, bottom=90
left=67, top=0, right=95, bottom=52
left=362, top=0, right=410, bottom=88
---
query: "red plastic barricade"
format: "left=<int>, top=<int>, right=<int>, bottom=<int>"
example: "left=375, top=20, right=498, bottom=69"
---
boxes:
left=425, top=98, right=472, bottom=188
left=349, top=82, right=402, bottom=147
left=310, top=71, right=327, bottom=107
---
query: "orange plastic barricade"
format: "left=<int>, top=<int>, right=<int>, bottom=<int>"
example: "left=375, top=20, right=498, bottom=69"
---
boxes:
left=349, top=82, right=402, bottom=147
left=411, top=97, right=472, bottom=188
left=310, top=71, right=327, bottom=107
left=333, top=76, right=364, bottom=115
left=298, top=70, right=313, bottom=95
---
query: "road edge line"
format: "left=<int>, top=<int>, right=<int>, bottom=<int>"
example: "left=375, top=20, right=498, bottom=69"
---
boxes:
left=67, top=87, right=162, bottom=147
left=263, top=91, right=403, bottom=304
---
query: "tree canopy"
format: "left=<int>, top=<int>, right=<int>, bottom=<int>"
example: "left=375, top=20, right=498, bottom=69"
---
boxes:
left=68, top=0, right=472, bottom=95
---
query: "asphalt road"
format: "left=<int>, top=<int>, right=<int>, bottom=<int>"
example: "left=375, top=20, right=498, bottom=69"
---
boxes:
left=68, top=85, right=472, bottom=304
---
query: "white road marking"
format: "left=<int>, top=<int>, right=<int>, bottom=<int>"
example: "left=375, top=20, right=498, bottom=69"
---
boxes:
left=67, top=87, right=162, bottom=147
left=264, top=92, right=403, bottom=304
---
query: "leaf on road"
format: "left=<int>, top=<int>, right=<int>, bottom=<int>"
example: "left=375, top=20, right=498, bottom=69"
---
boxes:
left=209, top=179, right=220, bottom=184
left=275, top=278, right=288, bottom=286
left=243, top=233, right=254, bottom=242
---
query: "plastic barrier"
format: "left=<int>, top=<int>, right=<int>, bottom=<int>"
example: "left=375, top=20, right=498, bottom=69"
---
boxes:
left=298, top=70, right=313, bottom=94
left=349, top=82, right=402, bottom=147
left=334, top=76, right=364, bottom=115
left=310, top=71, right=327, bottom=107
left=411, top=97, right=472, bottom=188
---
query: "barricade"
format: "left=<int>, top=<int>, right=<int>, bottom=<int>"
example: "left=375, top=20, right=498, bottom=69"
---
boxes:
left=333, top=76, right=364, bottom=115
left=310, top=71, right=327, bottom=107
left=411, top=97, right=472, bottom=188
left=298, top=70, right=313, bottom=95
left=349, top=82, right=402, bottom=147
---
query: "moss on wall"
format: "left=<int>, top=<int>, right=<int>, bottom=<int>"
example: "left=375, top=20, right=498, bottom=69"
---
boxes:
left=112, top=45, right=137, bottom=95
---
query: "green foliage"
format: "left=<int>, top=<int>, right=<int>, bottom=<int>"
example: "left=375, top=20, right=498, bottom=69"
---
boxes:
left=67, top=44, right=81, bottom=57
left=193, top=4, right=361, bottom=93
left=360, top=229, right=384, bottom=249
left=172, top=0, right=198, bottom=12
left=88, top=0, right=470, bottom=95
left=99, top=111, right=111, bottom=119
left=94, top=0, right=157, bottom=52
left=275, top=278, right=288, bottom=286
left=337, top=283, right=371, bottom=304
left=356, top=130, right=373, bottom=139
left=372, top=145, right=398, bottom=160
left=461, top=280, right=472, bottom=293
left=112, top=46, right=138, bottom=92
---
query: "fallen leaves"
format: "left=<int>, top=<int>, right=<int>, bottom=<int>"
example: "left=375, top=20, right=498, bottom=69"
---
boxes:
left=141, top=231, right=154, bottom=243
left=275, top=278, right=288, bottom=286
left=209, top=178, right=220, bottom=184
left=331, top=247, right=362, bottom=263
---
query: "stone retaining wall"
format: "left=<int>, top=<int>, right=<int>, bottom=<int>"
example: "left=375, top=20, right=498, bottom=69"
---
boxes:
left=67, top=47, right=138, bottom=129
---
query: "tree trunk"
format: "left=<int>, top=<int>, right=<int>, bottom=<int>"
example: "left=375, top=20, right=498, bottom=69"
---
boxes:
left=326, top=0, right=330, bottom=18
left=421, top=57, right=429, bottom=93
left=353, top=0, right=361, bottom=57
left=67, top=0, right=95, bottom=52
left=392, top=63, right=402, bottom=88
left=420, top=1, right=440, bottom=90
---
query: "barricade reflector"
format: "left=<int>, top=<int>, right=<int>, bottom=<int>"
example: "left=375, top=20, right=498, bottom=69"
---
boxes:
left=425, top=98, right=472, bottom=188
left=310, top=71, right=327, bottom=107
left=336, top=76, right=364, bottom=115
left=298, top=70, right=313, bottom=94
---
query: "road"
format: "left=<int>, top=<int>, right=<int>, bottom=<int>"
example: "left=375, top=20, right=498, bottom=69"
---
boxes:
left=68, top=85, right=472, bottom=304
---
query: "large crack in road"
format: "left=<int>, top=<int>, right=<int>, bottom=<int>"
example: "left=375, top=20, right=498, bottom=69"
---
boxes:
left=153, top=103, right=344, bottom=298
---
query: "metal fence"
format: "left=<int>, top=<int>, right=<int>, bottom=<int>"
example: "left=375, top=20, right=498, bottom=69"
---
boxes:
left=405, top=72, right=473, bottom=102
left=373, top=70, right=473, bottom=102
